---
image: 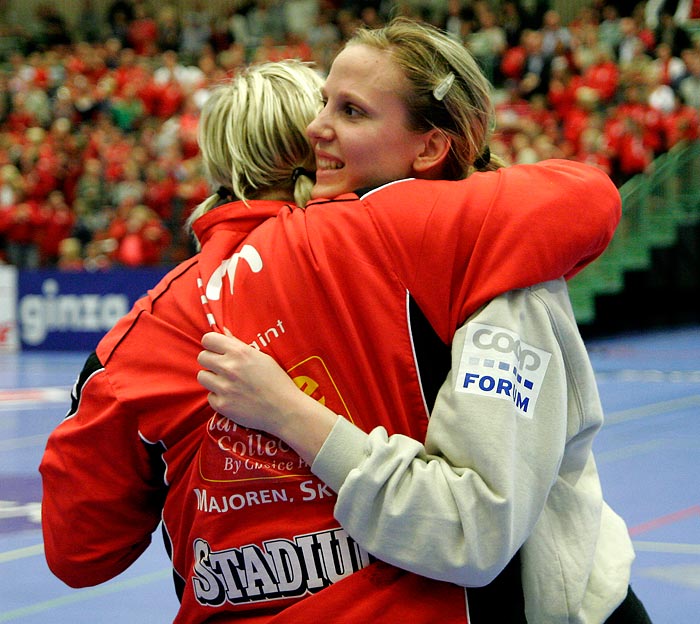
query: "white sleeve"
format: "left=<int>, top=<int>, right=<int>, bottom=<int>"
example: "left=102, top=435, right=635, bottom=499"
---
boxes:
left=311, top=280, right=577, bottom=587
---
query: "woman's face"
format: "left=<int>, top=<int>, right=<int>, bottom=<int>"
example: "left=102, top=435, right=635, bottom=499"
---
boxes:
left=307, top=44, right=430, bottom=199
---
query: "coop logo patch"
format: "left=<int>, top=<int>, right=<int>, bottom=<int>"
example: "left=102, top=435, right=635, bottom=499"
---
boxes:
left=455, top=323, right=550, bottom=417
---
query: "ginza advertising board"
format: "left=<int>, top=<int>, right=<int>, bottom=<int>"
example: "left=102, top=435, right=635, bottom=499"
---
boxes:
left=13, top=267, right=169, bottom=351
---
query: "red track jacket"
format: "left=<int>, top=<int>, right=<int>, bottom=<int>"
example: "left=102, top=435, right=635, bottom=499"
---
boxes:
left=41, top=161, right=621, bottom=623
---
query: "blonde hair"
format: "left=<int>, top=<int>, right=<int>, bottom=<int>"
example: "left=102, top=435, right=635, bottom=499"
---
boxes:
left=188, top=60, right=323, bottom=239
left=349, top=18, right=504, bottom=179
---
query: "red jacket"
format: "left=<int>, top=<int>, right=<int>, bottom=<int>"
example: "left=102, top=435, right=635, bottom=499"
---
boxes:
left=40, top=161, right=620, bottom=623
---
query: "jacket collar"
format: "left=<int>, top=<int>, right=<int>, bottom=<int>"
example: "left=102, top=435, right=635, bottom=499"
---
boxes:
left=192, top=200, right=291, bottom=249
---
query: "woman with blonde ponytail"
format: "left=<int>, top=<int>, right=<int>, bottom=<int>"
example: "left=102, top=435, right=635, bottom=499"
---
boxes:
left=187, top=60, right=321, bottom=247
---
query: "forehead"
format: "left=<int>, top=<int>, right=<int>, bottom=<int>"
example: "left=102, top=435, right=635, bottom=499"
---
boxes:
left=325, top=44, right=406, bottom=97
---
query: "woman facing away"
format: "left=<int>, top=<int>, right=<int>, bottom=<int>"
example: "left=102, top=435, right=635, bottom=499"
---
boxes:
left=40, top=19, right=636, bottom=624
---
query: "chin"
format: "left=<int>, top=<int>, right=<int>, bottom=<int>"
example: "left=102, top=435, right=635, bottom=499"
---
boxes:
left=311, top=182, right=341, bottom=200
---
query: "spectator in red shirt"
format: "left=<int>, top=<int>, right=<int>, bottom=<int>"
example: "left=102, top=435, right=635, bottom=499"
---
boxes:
left=573, top=127, right=614, bottom=176
left=5, top=92, right=38, bottom=133
left=1, top=193, right=44, bottom=268
left=127, top=3, right=158, bottom=56
left=48, top=117, right=83, bottom=204
left=111, top=204, right=170, bottom=267
left=252, top=34, right=287, bottom=63
left=279, top=31, right=315, bottom=62
left=561, top=85, right=600, bottom=155
left=141, top=64, right=187, bottom=119
left=500, top=38, right=527, bottom=83
left=616, top=117, right=655, bottom=180
left=112, top=47, right=151, bottom=96
left=171, top=93, right=201, bottom=159
left=143, top=161, right=178, bottom=222
left=547, top=59, right=582, bottom=120
left=616, top=83, right=665, bottom=155
left=580, top=45, right=620, bottom=102
left=21, top=128, right=67, bottom=202
left=57, top=237, right=85, bottom=271
left=661, top=92, right=700, bottom=148
left=87, top=121, right=133, bottom=183
left=64, top=41, right=109, bottom=85
left=527, top=92, right=560, bottom=133
left=38, top=190, right=76, bottom=266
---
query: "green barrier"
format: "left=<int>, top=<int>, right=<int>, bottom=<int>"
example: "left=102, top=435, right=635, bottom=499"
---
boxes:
left=569, top=140, right=700, bottom=325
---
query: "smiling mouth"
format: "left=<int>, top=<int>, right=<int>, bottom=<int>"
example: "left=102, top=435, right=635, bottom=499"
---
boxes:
left=316, top=157, right=344, bottom=171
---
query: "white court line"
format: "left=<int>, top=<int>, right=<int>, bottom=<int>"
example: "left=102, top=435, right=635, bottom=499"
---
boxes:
left=633, top=540, right=700, bottom=555
left=0, top=542, right=173, bottom=622
left=0, top=543, right=44, bottom=564
left=0, top=387, right=71, bottom=411
left=595, top=439, right=668, bottom=463
left=604, top=394, right=700, bottom=425
left=0, top=568, right=172, bottom=622
left=0, top=433, right=49, bottom=451
left=595, top=370, right=700, bottom=383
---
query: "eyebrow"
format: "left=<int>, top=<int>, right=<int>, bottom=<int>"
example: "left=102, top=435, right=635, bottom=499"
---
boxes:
left=333, top=86, right=371, bottom=107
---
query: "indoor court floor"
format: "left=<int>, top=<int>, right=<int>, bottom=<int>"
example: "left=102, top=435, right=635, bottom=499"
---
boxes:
left=1, top=325, right=699, bottom=623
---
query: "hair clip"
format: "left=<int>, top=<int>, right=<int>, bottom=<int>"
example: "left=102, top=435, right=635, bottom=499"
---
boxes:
left=433, top=72, right=455, bottom=101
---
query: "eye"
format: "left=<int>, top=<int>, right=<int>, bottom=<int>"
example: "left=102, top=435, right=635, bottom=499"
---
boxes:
left=342, top=102, right=364, bottom=118
left=320, top=94, right=365, bottom=119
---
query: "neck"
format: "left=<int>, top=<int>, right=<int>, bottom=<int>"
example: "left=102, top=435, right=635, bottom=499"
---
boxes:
left=256, top=189, right=294, bottom=202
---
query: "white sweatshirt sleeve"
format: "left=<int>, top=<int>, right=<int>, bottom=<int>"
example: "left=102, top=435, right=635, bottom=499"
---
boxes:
left=311, top=280, right=599, bottom=587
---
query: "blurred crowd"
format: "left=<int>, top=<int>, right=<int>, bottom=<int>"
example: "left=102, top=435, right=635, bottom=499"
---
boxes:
left=0, top=0, right=699, bottom=270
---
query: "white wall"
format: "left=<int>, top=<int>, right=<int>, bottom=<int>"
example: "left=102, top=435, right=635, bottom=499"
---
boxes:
left=0, top=265, right=19, bottom=353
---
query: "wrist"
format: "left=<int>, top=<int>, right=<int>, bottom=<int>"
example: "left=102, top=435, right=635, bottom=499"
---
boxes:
left=276, top=392, right=339, bottom=465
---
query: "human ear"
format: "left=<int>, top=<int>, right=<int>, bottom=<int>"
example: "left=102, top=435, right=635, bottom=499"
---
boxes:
left=412, top=129, right=451, bottom=176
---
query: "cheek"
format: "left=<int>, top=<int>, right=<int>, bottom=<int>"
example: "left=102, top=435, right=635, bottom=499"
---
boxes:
left=376, top=138, right=418, bottom=176
left=342, top=125, right=418, bottom=182
left=343, top=131, right=380, bottom=163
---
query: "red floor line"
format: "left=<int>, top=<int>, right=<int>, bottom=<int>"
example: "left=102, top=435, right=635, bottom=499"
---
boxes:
left=628, top=505, right=700, bottom=537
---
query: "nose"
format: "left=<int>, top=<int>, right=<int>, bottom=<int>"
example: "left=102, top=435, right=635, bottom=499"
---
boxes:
left=306, top=108, right=333, bottom=143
